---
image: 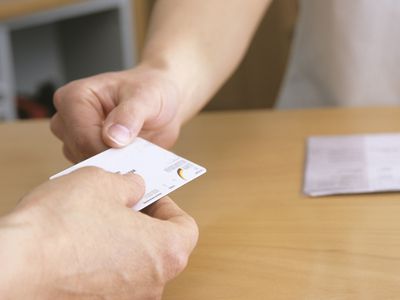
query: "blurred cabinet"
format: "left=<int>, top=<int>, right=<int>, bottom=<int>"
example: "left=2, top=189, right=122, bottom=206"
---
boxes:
left=0, top=0, right=136, bottom=120
left=0, top=25, right=15, bottom=119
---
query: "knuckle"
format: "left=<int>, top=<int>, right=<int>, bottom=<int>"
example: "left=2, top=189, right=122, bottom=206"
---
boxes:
left=72, top=135, right=98, bottom=159
left=160, top=217, right=199, bottom=279
left=170, top=248, right=190, bottom=276
left=62, top=144, right=76, bottom=163
left=163, top=233, right=190, bottom=278
left=49, top=114, right=59, bottom=134
left=52, top=88, right=64, bottom=109
left=53, top=80, right=88, bottom=109
left=186, top=215, right=200, bottom=247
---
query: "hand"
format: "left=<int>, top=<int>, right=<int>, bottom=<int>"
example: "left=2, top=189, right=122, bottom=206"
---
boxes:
left=0, top=167, right=198, bottom=299
left=50, top=64, right=182, bottom=162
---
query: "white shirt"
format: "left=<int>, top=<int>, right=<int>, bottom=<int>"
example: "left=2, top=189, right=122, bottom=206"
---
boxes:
left=276, top=0, right=400, bottom=109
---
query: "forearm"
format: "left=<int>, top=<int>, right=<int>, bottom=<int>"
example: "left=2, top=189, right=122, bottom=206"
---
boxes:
left=141, top=0, right=272, bottom=122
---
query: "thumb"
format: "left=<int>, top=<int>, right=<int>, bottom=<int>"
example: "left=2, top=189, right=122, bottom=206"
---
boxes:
left=68, top=167, right=146, bottom=208
left=102, top=96, right=161, bottom=148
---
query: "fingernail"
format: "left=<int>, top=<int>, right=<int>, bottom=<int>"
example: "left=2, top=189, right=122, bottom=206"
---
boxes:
left=107, top=124, right=131, bottom=145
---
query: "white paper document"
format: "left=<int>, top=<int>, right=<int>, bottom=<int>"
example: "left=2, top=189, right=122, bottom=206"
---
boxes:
left=304, top=133, right=400, bottom=196
left=51, top=138, right=206, bottom=210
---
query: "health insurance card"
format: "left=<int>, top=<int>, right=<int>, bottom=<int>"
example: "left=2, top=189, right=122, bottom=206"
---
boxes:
left=51, top=138, right=206, bottom=210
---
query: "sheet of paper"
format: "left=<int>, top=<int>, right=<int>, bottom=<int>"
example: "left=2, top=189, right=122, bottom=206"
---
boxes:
left=304, top=133, right=400, bottom=196
left=51, top=138, right=206, bottom=210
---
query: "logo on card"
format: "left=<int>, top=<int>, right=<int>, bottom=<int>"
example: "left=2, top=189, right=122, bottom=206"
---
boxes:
left=177, top=168, right=186, bottom=180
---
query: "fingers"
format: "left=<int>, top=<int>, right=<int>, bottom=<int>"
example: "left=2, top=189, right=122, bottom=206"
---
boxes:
left=62, top=167, right=145, bottom=208
left=62, top=144, right=76, bottom=163
left=52, top=83, right=110, bottom=162
left=145, top=197, right=199, bottom=252
left=143, top=197, right=199, bottom=281
left=50, top=113, right=64, bottom=140
left=51, top=69, right=181, bottom=163
left=101, top=72, right=180, bottom=148
left=102, top=94, right=161, bottom=148
left=139, top=121, right=180, bottom=149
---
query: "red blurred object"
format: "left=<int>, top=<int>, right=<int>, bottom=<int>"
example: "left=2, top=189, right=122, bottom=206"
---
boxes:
left=17, top=96, right=48, bottom=119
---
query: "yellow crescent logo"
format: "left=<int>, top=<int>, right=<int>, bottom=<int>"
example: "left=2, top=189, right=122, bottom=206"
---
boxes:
left=177, top=168, right=186, bottom=180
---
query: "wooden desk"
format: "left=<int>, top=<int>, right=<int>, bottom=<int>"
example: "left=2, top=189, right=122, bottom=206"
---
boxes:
left=1, top=107, right=400, bottom=299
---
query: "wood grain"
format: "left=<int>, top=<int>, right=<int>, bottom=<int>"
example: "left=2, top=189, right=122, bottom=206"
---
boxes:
left=1, top=107, right=400, bottom=299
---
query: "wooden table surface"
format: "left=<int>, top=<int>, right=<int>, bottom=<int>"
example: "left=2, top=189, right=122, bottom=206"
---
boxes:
left=0, top=0, right=83, bottom=21
left=1, top=107, right=400, bottom=299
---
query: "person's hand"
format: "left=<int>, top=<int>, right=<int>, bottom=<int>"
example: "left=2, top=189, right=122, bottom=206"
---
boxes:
left=50, top=64, right=182, bottom=162
left=0, top=167, right=198, bottom=299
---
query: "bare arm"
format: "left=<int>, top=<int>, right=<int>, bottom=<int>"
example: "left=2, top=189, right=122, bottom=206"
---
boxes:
left=51, top=0, right=271, bottom=161
left=0, top=169, right=198, bottom=299
left=143, top=0, right=272, bottom=122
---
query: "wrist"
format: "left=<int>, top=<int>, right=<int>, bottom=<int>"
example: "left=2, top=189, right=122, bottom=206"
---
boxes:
left=139, top=50, right=211, bottom=123
left=125, top=61, right=187, bottom=125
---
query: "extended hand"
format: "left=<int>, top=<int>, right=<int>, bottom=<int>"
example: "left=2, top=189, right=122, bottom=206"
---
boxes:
left=51, top=65, right=181, bottom=162
left=0, top=168, right=198, bottom=299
